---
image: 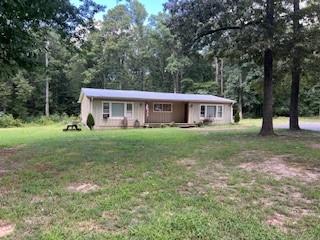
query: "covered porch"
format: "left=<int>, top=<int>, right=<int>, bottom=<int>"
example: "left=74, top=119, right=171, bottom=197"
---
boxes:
left=144, top=101, right=189, bottom=124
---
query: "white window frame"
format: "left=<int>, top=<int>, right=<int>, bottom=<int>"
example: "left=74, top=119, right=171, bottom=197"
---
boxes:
left=153, top=103, right=173, bottom=112
left=217, top=105, right=223, bottom=118
left=102, top=102, right=110, bottom=119
left=126, top=102, right=133, bottom=118
left=199, top=104, right=224, bottom=119
left=101, top=101, right=134, bottom=119
left=200, top=105, right=206, bottom=118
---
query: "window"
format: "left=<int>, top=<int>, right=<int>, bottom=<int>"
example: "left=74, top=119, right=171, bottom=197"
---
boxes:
left=217, top=106, right=223, bottom=118
left=102, top=102, right=133, bottom=119
left=154, top=103, right=162, bottom=112
left=207, top=106, right=216, bottom=118
left=153, top=103, right=172, bottom=112
left=112, top=103, right=125, bottom=117
left=200, top=105, right=223, bottom=119
left=103, top=103, right=110, bottom=119
left=126, top=103, right=133, bottom=118
left=200, top=105, right=205, bottom=118
left=163, top=104, right=172, bottom=112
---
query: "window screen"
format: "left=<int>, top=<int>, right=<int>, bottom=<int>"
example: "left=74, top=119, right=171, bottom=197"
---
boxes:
left=207, top=106, right=216, bottom=118
left=112, top=103, right=125, bottom=117
left=126, top=103, right=133, bottom=118
left=217, top=106, right=223, bottom=118
left=163, top=104, right=172, bottom=112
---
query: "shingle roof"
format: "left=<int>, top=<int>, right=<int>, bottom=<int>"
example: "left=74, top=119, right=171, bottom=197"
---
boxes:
left=80, top=88, right=235, bottom=104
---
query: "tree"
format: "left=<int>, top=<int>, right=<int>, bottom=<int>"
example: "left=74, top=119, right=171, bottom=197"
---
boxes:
left=0, top=0, right=104, bottom=74
left=166, top=0, right=279, bottom=135
left=165, top=53, right=191, bottom=92
left=288, top=0, right=301, bottom=130
left=288, top=0, right=320, bottom=130
left=2, top=0, right=319, bottom=122
left=259, top=0, right=275, bottom=136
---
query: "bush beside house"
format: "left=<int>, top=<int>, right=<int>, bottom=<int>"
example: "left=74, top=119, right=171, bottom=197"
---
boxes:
left=234, top=112, right=240, bottom=123
left=87, top=113, right=95, bottom=130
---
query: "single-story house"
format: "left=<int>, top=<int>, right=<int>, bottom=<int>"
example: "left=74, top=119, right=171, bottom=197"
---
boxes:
left=78, top=88, right=235, bottom=128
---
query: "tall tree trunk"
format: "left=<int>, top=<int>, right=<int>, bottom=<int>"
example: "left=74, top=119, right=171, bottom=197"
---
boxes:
left=173, top=73, right=178, bottom=93
left=142, top=70, right=145, bottom=91
left=45, top=40, right=49, bottom=117
left=215, top=57, right=219, bottom=83
left=220, top=58, right=224, bottom=96
left=260, top=0, right=275, bottom=136
left=260, top=49, right=274, bottom=135
left=289, top=0, right=301, bottom=130
left=239, top=71, right=243, bottom=119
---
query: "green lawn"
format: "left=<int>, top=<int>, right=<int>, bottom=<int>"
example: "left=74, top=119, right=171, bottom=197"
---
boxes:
left=1, top=121, right=320, bottom=239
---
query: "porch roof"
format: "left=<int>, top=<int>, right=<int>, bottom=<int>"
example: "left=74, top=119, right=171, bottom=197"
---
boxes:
left=80, top=88, right=235, bottom=104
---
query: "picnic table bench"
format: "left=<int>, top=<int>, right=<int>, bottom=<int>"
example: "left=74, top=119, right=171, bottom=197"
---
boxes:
left=63, top=121, right=82, bottom=131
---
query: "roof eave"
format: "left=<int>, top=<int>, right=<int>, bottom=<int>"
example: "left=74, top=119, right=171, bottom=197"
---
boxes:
left=84, top=95, right=235, bottom=104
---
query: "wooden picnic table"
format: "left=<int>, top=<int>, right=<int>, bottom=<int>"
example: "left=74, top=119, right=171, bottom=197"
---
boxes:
left=63, top=122, right=81, bottom=131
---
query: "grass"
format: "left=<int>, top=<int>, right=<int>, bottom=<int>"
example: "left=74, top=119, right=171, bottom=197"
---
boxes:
left=0, top=118, right=320, bottom=239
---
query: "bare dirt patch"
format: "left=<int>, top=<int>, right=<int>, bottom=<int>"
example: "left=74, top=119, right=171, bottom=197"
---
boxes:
left=67, top=183, right=100, bottom=193
left=24, top=216, right=51, bottom=229
left=195, top=163, right=229, bottom=185
left=176, top=158, right=198, bottom=170
left=31, top=195, right=45, bottom=204
left=177, top=181, right=208, bottom=196
left=33, top=163, right=54, bottom=173
left=239, top=155, right=320, bottom=182
left=78, top=218, right=126, bottom=235
left=309, top=143, right=320, bottom=149
left=0, top=147, right=23, bottom=177
left=78, top=220, right=105, bottom=233
left=0, top=148, right=17, bottom=158
left=266, top=213, right=288, bottom=232
left=0, top=220, right=15, bottom=238
left=265, top=206, right=312, bottom=233
left=178, top=162, right=230, bottom=196
left=0, top=168, right=9, bottom=177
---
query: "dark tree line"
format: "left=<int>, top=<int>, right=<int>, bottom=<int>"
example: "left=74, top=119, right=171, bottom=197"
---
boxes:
left=166, top=0, right=320, bottom=135
left=1, top=0, right=320, bottom=135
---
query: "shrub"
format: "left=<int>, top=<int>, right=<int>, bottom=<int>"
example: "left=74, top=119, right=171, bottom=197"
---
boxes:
left=31, top=114, right=73, bottom=126
left=134, top=119, right=140, bottom=128
left=234, top=112, right=240, bottom=123
left=196, top=121, right=204, bottom=128
left=86, top=113, right=95, bottom=130
left=203, top=118, right=213, bottom=126
left=0, top=114, right=23, bottom=128
left=121, top=117, right=128, bottom=129
left=34, top=116, right=55, bottom=125
left=169, top=121, right=176, bottom=127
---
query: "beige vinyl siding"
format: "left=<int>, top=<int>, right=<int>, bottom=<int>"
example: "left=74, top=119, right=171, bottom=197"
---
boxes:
left=80, top=96, right=233, bottom=127
left=146, top=102, right=186, bottom=123
left=188, top=102, right=233, bottom=124
left=90, top=99, right=145, bottom=128
left=80, top=96, right=91, bottom=124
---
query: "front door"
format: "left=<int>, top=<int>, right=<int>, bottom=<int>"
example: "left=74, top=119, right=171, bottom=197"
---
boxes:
left=184, top=103, right=189, bottom=123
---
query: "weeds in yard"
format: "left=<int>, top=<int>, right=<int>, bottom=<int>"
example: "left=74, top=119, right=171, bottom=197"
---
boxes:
left=0, top=125, right=320, bottom=239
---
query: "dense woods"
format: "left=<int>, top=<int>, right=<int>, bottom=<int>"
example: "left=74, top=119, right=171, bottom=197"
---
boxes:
left=1, top=0, right=320, bottom=133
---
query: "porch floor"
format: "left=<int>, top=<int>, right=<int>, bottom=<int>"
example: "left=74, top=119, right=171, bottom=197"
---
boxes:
left=143, top=123, right=197, bottom=128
